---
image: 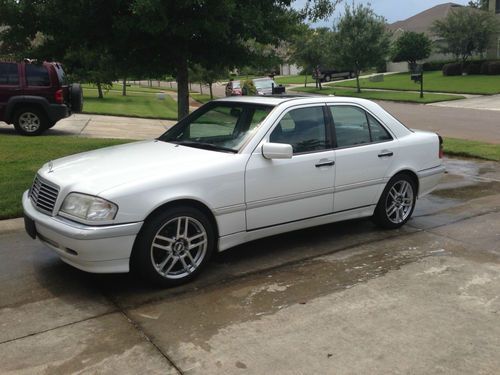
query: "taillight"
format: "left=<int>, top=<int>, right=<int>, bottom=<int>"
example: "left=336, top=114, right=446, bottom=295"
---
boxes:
left=55, top=89, right=64, bottom=104
left=438, top=134, right=444, bottom=159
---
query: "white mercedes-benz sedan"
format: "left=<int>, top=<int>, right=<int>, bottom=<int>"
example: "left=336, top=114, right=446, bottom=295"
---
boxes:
left=23, top=96, right=445, bottom=286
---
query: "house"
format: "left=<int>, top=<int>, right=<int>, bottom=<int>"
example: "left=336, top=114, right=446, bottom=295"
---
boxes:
left=387, top=2, right=465, bottom=72
left=487, top=0, right=500, bottom=58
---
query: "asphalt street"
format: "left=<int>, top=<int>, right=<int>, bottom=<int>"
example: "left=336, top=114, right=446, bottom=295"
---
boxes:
left=1, top=157, right=499, bottom=374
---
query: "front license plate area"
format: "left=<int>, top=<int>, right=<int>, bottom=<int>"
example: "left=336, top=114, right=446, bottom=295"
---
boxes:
left=24, top=215, right=37, bottom=239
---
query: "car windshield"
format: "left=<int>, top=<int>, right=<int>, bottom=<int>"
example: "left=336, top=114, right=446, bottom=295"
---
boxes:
left=158, top=102, right=274, bottom=152
left=253, top=79, right=275, bottom=90
left=232, top=81, right=241, bottom=88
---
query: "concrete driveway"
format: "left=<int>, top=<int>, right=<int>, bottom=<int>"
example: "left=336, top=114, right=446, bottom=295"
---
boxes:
left=429, top=94, right=500, bottom=111
left=1, top=157, right=500, bottom=374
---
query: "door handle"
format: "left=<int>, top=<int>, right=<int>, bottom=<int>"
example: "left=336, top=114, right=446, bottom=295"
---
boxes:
left=315, top=160, right=335, bottom=168
left=378, top=151, right=393, bottom=158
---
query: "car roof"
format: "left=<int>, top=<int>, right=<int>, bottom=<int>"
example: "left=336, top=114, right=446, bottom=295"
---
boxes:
left=214, top=95, right=379, bottom=108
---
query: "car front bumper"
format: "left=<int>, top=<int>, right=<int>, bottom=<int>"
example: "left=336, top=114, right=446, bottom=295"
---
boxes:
left=22, top=190, right=143, bottom=273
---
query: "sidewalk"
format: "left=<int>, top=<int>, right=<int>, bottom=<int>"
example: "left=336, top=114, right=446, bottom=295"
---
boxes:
left=0, top=113, right=176, bottom=140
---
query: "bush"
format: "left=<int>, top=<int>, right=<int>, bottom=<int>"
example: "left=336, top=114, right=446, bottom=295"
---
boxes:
left=480, top=61, right=490, bottom=75
left=242, top=79, right=257, bottom=95
left=486, top=61, right=500, bottom=75
left=464, top=60, right=485, bottom=75
left=442, top=63, right=462, bottom=76
left=422, top=60, right=454, bottom=71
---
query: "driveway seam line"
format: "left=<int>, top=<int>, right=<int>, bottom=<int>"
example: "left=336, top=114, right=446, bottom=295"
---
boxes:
left=0, top=310, right=117, bottom=346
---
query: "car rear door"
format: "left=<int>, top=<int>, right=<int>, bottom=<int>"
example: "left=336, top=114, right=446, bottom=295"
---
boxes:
left=0, top=62, right=21, bottom=120
left=245, top=104, right=336, bottom=230
left=329, top=104, right=397, bottom=212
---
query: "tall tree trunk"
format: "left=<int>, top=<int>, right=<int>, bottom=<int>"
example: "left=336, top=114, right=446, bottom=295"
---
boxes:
left=177, top=58, right=190, bottom=120
left=209, top=83, right=213, bottom=99
left=122, top=77, right=127, bottom=96
left=199, top=83, right=203, bottom=95
left=304, top=73, right=308, bottom=88
left=97, top=81, right=103, bottom=99
left=189, top=82, right=192, bottom=91
left=356, top=72, right=361, bottom=93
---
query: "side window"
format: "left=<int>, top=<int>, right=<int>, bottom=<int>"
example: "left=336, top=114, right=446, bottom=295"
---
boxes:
left=270, top=106, right=328, bottom=154
left=26, top=64, right=50, bottom=86
left=330, top=106, right=392, bottom=148
left=330, top=106, right=370, bottom=147
left=0, top=63, right=19, bottom=85
left=367, top=113, right=392, bottom=142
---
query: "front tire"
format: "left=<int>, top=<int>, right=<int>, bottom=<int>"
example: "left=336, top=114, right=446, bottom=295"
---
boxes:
left=132, top=206, right=215, bottom=287
left=13, top=107, right=48, bottom=136
left=372, top=174, right=417, bottom=229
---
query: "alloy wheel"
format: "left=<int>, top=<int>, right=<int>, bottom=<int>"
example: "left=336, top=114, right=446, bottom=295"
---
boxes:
left=385, top=180, right=414, bottom=224
left=150, top=216, right=208, bottom=279
left=19, top=112, right=41, bottom=133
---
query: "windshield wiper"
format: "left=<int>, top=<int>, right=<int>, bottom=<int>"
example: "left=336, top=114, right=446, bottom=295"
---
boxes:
left=172, top=140, right=237, bottom=153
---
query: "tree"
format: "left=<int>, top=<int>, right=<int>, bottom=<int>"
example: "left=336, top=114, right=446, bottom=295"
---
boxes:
left=1, top=0, right=339, bottom=119
left=291, top=26, right=335, bottom=87
left=333, top=4, right=390, bottom=93
left=468, top=0, right=489, bottom=10
left=392, top=31, right=432, bottom=70
left=431, top=7, right=499, bottom=66
left=190, top=64, right=227, bottom=99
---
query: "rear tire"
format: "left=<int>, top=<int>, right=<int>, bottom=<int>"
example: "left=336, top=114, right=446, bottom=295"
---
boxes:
left=13, top=107, right=48, bottom=136
left=69, top=83, right=84, bottom=113
left=131, top=206, right=215, bottom=287
left=324, top=75, right=331, bottom=82
left=372, top=174, right=417, bottom=229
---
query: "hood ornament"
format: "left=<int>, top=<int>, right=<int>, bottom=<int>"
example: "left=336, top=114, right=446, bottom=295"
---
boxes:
left=48, top=161, right=54, bottom=173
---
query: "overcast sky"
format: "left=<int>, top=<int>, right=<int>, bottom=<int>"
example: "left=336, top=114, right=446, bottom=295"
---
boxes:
left=294, top=0, right=471, bottom=26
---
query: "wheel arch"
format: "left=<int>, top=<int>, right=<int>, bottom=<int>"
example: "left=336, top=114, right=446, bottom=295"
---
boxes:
left=140, top=198, right=220, bottom=241
left=389, top=168, right=419, bottom=197
left=6, top=97, right=49, bottom=123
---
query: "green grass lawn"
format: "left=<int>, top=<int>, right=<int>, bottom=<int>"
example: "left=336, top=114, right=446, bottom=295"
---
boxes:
left=292, top=86, right=465, bottom=103
left=444, top=138, right=500, bottom=161
left=275, top=75, right=312, bottom=85
left=0, top=135, right=131, bottom=219
left=83, top=88, right=178, bottom=120
left=334, top=71, right=500, bottom=95
left=82, top=83, right=176, bottom=94
left=191, top=93, right=215, bottom=104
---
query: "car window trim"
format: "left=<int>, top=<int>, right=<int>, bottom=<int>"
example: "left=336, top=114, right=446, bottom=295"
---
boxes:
left=328, top=103, right=395, bottom=150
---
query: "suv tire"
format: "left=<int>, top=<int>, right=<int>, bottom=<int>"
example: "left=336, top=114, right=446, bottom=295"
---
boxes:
left=13, top=107, right=48, bottom=136
left=69, top=83, right=84, bottom=113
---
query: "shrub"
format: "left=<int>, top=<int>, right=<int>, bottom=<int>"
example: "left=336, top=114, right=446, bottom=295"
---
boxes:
left=422, top=60, right=454, bottom=71
left=442, top=63, right=462, bottom=76
left=242, top=79, right=257, bottom=95
left=486, top=61, right=500, bottom=75
left=480, top=61, right=490, bottom=74
left=464, top=60, right=485, bottom=75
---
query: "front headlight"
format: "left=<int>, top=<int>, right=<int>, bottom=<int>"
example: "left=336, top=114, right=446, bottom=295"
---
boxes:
left=60, top=193, right=118, bottom=222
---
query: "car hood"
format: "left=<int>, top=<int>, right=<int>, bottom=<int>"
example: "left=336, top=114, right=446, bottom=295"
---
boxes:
left=37, top=140, right=235, bottom=195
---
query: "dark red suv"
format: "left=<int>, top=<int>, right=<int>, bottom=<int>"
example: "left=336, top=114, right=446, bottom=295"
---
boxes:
left=0, top=61, right=83, bottom=135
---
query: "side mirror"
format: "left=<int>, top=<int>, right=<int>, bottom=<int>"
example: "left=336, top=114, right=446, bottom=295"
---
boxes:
left=262, top=142, right=293, bottom=159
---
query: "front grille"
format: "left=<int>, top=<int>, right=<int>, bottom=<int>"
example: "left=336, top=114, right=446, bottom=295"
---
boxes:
left=30, top=175, right=59, bottom=214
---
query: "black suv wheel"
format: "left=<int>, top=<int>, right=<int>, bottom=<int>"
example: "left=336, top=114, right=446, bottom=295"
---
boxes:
left=13, top=107, right=48, bottom=136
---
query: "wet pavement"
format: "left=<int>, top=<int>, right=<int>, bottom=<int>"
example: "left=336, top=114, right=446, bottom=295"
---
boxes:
left=1, top=157, right=499, bottom=374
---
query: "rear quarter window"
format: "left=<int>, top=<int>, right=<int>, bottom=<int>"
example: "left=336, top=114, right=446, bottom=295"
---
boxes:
left=26, top=64, right=51, bottom=86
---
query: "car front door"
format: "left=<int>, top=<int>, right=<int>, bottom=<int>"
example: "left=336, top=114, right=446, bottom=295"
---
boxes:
left=330, top=104, right=397, bottom=212
left=0, top=62, right=21, bottom=120
left=245, top=105, right=336, bottom=230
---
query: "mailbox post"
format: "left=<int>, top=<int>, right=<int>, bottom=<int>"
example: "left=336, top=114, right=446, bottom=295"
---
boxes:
left=411, top=65, right=424, bottom=99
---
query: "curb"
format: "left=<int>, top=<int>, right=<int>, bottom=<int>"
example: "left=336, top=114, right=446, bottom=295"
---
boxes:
left=0, top=218, right=24, bottom=235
